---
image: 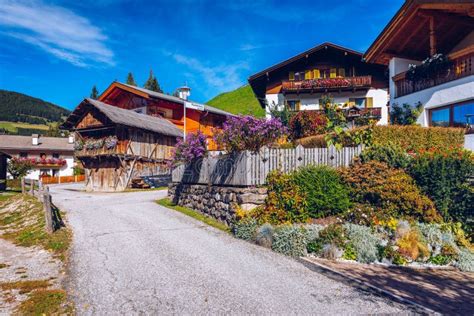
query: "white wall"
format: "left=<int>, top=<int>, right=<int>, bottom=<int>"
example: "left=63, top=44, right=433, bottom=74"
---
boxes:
left=265, top=88, right=389, bottom=125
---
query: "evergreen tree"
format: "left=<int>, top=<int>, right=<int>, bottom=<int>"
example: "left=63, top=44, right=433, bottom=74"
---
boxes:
left=90, top=85, right=99, bottom=99
left=143, top=70, right=162, bottom=93
left=126, top=72, right=137, bottom=86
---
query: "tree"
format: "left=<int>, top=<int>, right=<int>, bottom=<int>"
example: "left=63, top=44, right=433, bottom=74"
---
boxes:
left=143, top=70, right=162, bottom=93
left=8, top=158, right=33, bottom=179
left=390, top=102, right=423, bottom=125
left=126, top=72, right=137, bottom=86
left=90, top=85, right=99, bottom=99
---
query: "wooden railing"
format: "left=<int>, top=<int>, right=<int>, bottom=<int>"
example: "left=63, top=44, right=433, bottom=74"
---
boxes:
left=282, top=76, right=372, bottom=92
left=394, top=52, right=474, bottom=98
left=41, top=175, right=85, bottom=184
left=75, top=140, right=129, bottom=157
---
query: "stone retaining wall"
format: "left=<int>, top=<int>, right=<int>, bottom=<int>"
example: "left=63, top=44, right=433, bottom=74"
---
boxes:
left=168, top=183, right=267, bottom=225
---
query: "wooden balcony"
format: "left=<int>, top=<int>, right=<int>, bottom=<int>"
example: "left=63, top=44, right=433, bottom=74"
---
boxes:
left=282, top=76, right=372, bottom=93
left=75, top=140, right=129, bottom=157
left=394, top=51, right=473, bottom=98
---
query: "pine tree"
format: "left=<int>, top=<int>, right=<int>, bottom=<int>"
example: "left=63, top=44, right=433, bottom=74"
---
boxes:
left=126, top=72, right=137, bottom=86
left=90, top=85, right=99, bottom=99
left=143, top=70, right=162, bottom=93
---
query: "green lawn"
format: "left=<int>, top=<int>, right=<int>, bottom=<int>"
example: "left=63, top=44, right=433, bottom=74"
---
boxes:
left=156, top=198, right=230, bottom=233
left=0, top=121, right=49, bottom=134
left=206, top=85, right=265, bottom=117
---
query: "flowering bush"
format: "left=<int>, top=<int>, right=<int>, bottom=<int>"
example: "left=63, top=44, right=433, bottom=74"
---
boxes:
left=7, top=157, right=34, bottom=179
left=213, top=115, right=287, bottom=152
left=288, top=111, right=328, bottom=139
left=406, top=53, right=452, bottom=81
left=170, top=131, right=208, bottom=167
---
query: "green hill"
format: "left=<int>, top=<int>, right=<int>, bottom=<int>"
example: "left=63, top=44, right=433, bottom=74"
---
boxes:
left=0, top=90, right=70, bottom=135
left=206, top=85, right=265, bottom=117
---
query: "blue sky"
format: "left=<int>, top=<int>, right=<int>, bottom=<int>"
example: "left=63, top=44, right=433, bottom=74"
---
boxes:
left=0, top=0, right=403, bottom=110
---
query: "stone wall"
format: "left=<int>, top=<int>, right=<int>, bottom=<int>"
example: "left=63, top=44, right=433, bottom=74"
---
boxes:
left=168, top=183, right=267, bottom=225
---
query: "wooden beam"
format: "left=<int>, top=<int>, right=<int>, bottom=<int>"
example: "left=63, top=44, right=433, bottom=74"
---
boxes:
left=429, top=16, right=437, bottom=56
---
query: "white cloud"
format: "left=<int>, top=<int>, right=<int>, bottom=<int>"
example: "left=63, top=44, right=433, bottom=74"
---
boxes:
left=169, top=52, right=248, bottom=94
left=0, top=0, right=114, bottom=67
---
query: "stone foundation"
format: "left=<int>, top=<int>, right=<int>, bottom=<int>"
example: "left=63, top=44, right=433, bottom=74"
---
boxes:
left=168, top=183, right=267, bottom=225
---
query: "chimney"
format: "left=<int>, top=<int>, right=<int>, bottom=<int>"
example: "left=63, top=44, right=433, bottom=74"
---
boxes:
left=176, top=85, right=191, bottom=100
left=68, top=134, right=74, bottom=144
left=32, top=134, right=39, bottom=146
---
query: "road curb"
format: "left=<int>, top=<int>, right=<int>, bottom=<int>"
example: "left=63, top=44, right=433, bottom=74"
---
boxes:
left=298, top=257, right=438, bottom=315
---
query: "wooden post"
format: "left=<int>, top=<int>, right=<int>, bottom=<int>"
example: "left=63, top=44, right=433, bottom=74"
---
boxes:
left=21, top=178, right=25, bottom=194
left=429, top=16, right=437, bottom=56
left=43, top=186, right=53, bottom=234
left=29, top=180, right=34, bottom=196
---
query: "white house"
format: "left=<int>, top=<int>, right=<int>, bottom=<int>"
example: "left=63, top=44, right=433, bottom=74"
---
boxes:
left=364, top=0, right=474, bottom=130
left=0, top=134, right=75, bottom=180
left=248, top=42, right=390, bottom=125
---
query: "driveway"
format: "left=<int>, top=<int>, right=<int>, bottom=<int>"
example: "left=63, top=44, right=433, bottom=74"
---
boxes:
left=51, top=183, right=409, bottom=314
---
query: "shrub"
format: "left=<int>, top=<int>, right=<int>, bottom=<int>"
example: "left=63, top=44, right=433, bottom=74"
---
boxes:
left=456, top=249, right=474, bottom=272
left=409, top=148, right=474, bottom=235
left=340, top=161, right=441, bottom=223
left=232, top=217, right=258, bottom=241
left=396, top=228, right=430, bottom=262
left=213, top=115, right=287, bottom=152
left=272, top=225, right=308, bottom=257
left=359, top=144, right=412, bottom=169
left=318, top=224, right=346, bottom=248
left=418, top=223, right=444, bottom=256
left=170, top=131, right=207, bottom=167
left=261, top=170, right=309, bottom=224
left=289, top=111, right=328, bottom=139
left=343, top=223, right=381, bottom=263
left=255, top=223, right=274, bottom=248
left=7, top=157, right=33, bottom=179
left=372, top=125, right=465, bottom=152
left=305, top=224, right=324, bottom=254
left=292, top=165, right=350, bottom=218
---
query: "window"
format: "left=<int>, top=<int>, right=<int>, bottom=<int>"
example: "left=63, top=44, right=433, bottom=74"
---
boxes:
left=338, top=68, right=346, bottom=77
left=287, top=100, right=301, bottom=111
left=40, top=153, right=46, bottom=159
left=453, top=103, right=474, bottom=128
left=429, top=101, right=474, bottom=131
left=52, top=153, right=60, bottom=158
left=349, top=97, right=373, bottom=108
left=330, top=68, right=337, bottom=78
left=19, top=152, right=28, bottom=158
left=294, top=72, right=303, bottom=81
left=430, top=108, right=450, bottom=127
left=313, top=69, right=321, bottom=79
left=289, top=72, right=295, bottom=81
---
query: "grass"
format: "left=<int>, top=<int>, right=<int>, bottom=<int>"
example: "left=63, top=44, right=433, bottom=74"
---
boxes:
left=0, top=121, right=49, bottom=134
left=206, top=85, right=265, bottom=117
left=157, top=198, right=230, bottom=233
left=17, top=289, right=73, bottom=315
left=0, top=195, right=72, bottom=262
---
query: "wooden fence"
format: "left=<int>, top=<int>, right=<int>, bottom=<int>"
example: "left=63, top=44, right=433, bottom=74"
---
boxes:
left=41, top=174, right=85, bottom=185
left=172, top=145, right=362, bottom=186
left=22, top=178, right=62, bottom=233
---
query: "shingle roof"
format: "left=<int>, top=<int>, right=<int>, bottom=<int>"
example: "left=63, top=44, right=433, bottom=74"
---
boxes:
left=119, top=83, right=233, bottom=117
left=0, top=135, right=74, bottom=152
left=64, top=98, right=184, bottom=138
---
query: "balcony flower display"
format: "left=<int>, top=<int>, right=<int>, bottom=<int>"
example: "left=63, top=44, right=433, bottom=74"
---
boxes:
left=406, top=54, right=452, bottom=81
left=84, top=138, right=105, bottom=150
left=104, top=136, right=118, bottom=150
left=14, top=157, right=67, bottom=167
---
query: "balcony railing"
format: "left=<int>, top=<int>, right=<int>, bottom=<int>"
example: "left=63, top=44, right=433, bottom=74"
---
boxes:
left=282, top=76, right=372, bottom=92
left=394, top=52, right=473, bottom=98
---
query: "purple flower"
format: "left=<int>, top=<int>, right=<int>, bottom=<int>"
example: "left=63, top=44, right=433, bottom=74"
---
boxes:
left=170, top=131, right=208, bottom=167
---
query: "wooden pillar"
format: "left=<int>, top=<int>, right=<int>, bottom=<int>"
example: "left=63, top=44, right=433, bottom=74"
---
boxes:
left=21, top=178, right=25, bottom=194
left=43, top=186, right=53, bottom=234
left=429, top=16, right=437, bottom=56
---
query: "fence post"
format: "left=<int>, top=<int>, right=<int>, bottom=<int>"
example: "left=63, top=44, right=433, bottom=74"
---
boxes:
left=43, top=186, right=53, bottom=234
left=21, top=178, right=25, bottom=194
left=29, top=180, right=34, bottom=196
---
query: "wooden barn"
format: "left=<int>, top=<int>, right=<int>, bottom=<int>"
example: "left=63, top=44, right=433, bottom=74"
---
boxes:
left=62, top=98, right=183, bottom=192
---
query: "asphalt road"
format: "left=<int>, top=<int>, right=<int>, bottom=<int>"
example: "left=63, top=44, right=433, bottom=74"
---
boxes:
left=51, top=183, right=409, bottom=315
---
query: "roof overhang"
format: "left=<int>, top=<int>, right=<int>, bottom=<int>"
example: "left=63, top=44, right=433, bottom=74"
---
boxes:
left=364, top=0, right=474, bottom=65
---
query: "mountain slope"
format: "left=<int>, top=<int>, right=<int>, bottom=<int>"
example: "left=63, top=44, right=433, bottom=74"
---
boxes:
left=206, top=85, right=265, bottom=117
left=0, top=90, right=70, bottom=124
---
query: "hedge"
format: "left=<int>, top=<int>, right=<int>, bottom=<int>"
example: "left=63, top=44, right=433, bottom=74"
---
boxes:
left=297, top=126, right=465, bottom=151
left=372, top=125, right=465, bottom=151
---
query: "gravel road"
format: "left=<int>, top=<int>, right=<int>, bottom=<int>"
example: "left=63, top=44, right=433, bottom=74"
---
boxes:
left=51, top=183, right=409, bottom=315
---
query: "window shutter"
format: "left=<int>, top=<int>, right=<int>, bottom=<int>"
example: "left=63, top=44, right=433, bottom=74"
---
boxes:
left=348, top=98, right=356, bottom=107
left=366, top=97, right=374, bottom=108
left=305, top=71, right=312, bottom=80
left=313, top=69, right=320, bottom=78
left=289, top=72, right=295, bottom=81
left=296, top=100, right=301, bottom=111
left=330, top=68, right=337, bottom=78
left=338, top=68, right=345, bottom=77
